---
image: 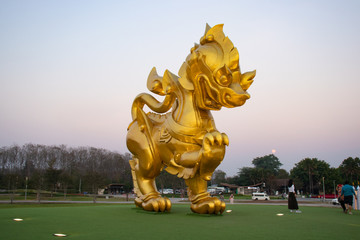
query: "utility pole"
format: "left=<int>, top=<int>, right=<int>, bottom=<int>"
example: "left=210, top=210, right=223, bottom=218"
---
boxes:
left=25, top=177, right=28, bottom=200
left=322, top=177, right=325, bottom=202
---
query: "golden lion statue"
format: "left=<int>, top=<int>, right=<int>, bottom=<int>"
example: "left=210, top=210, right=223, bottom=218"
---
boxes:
left=126, top=24, right=255, bottom=214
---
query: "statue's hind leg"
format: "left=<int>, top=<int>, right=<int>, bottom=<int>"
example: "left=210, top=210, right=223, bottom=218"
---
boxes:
left=127, top=122, right=171, bottom=212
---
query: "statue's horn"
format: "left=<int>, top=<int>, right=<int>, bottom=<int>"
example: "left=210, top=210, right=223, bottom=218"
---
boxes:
left=240, top=70, right=256, bottom=91
left=204, top=23, right=211, bottom=34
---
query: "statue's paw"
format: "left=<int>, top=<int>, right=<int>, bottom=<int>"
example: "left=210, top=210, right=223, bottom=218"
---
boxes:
left=134, top=197, right=143, bottom=208
left=142, top=196, right=172, bottom=212
left=203, top=132, right=229, bottom=151
left=190, top=197, right=226, bottom=214
left=201, top=132, right=228, bottom=162
left=199, top=132, right=229, bottom=181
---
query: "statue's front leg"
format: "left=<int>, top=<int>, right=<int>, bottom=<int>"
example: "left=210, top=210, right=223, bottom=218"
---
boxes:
left=199, top=131, right=228, bottom=180
left=186, top=175, right=226, bottom=214
left=174, top=131, right=228, bottom=180
left=182, top=131, right=228, bottom=214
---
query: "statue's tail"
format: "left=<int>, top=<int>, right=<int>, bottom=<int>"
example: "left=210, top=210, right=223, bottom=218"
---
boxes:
left=130, top=68, right=177, bottom=121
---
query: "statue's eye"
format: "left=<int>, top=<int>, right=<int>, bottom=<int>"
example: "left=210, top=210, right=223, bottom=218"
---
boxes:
left=218, top=75, right=232, bottom=87
left=215, top=65, right=232, bottom=87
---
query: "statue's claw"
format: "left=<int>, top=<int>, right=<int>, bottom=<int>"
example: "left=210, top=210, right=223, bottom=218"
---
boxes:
left=190, top=197, right=226, bottom=214
left=140, top=196, right=172, bottom=212
left=203, top=132, right=229, bottom=151
left=221, top=133, right=229, bottom=146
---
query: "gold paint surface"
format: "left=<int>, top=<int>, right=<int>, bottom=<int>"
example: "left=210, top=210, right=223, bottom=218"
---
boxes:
left=126, top=24, right=256, bottom=214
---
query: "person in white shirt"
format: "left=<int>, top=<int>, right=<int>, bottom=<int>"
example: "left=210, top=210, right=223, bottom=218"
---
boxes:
left=288, top=179, right=301, bottom=213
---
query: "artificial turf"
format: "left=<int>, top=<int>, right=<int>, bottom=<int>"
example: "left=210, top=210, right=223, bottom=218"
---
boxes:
left=0, top=203, right=359, bottom=240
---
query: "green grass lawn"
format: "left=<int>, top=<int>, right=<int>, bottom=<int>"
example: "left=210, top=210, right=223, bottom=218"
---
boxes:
left=0, top=193, right=132, bottom=202
left=0, top=203, right=359, bottom=240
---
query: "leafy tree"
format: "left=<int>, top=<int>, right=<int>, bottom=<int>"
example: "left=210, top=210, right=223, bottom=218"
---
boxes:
left=44, top=153, right=62, bottom=197
left=252, top=154, right=282, bottom=175
left=339, top=157, right=360, bottom=184
left=59, top=171, right=72, bottom=199
left=277, top=169, right=290, bottom=179
left=211, top=170, right=226, bottom=185
left=236, top=167, right=263, bottom=186
left=225, top=174, right=241, bottom=186
left=236, top=167, right=253, bottom=186
left=230, top=155, right=285, bottom=192
left=118, top=153, right=133, bottom=193
left=290, top=158, right=331, bottom=195
left=31, top=169, right=45, bottom=201
left=326, top=167, right=343, bottom=195
left=83, top=171, right=105, bottom=194
left=44, top=167, right=62, bottom=197
left=0, top=144, right=134, bottom=196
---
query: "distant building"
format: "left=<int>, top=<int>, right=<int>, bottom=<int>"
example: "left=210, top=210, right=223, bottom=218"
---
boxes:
left=220, top=182, right=265, bottom=195
left=104, top=184, right=125, bottom=195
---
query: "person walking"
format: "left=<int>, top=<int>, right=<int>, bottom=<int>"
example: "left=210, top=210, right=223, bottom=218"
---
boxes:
left=354, top=184, right=358, bottom=210
left=341, top=180, right=357, bottom=215
left=357, top=184, right=360, bottom=211
left=337, top=184, right=346, bottom=212
left=288, top=179, right=301, bottom=213
left=229, top=194, right=234, bottom=204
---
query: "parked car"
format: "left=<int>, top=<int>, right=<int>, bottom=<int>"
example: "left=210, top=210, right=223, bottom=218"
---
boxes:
left=207, top=187, right=225, bottom=195
left=281, top=193, right=288, bottom=199
left=252, top=192, right=270, bottom=200
left=161, top=189, right=174, bottom=194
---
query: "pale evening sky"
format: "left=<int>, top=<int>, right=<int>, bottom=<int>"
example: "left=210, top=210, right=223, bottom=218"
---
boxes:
left=1, top=0, right=359, bottom=176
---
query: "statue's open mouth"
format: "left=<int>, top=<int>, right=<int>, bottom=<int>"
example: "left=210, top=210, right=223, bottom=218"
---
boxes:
left=221, top=87, right=250, bottom=108
left=200, top=78, right=250, bottom=109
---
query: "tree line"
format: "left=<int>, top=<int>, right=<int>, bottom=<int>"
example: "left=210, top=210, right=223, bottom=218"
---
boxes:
left=0, top=144, right=132, bottom=196
left=212, top=154, right=360, bottom=195
left=1, top=144, right=359, bottom=196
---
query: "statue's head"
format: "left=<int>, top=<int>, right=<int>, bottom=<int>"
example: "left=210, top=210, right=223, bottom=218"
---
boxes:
left=179, top=24, right=256, bottom=110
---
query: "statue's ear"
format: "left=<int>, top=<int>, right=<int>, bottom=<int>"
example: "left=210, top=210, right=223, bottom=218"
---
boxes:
left=147, top=67, right=165, bottom=95
left=162, top=70, right=178, bottom=94
left=178, top=62, right=194, bottom=91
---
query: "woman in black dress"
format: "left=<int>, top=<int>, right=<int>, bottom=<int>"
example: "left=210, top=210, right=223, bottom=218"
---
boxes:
left=288, top=179, right=301, bottom=213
